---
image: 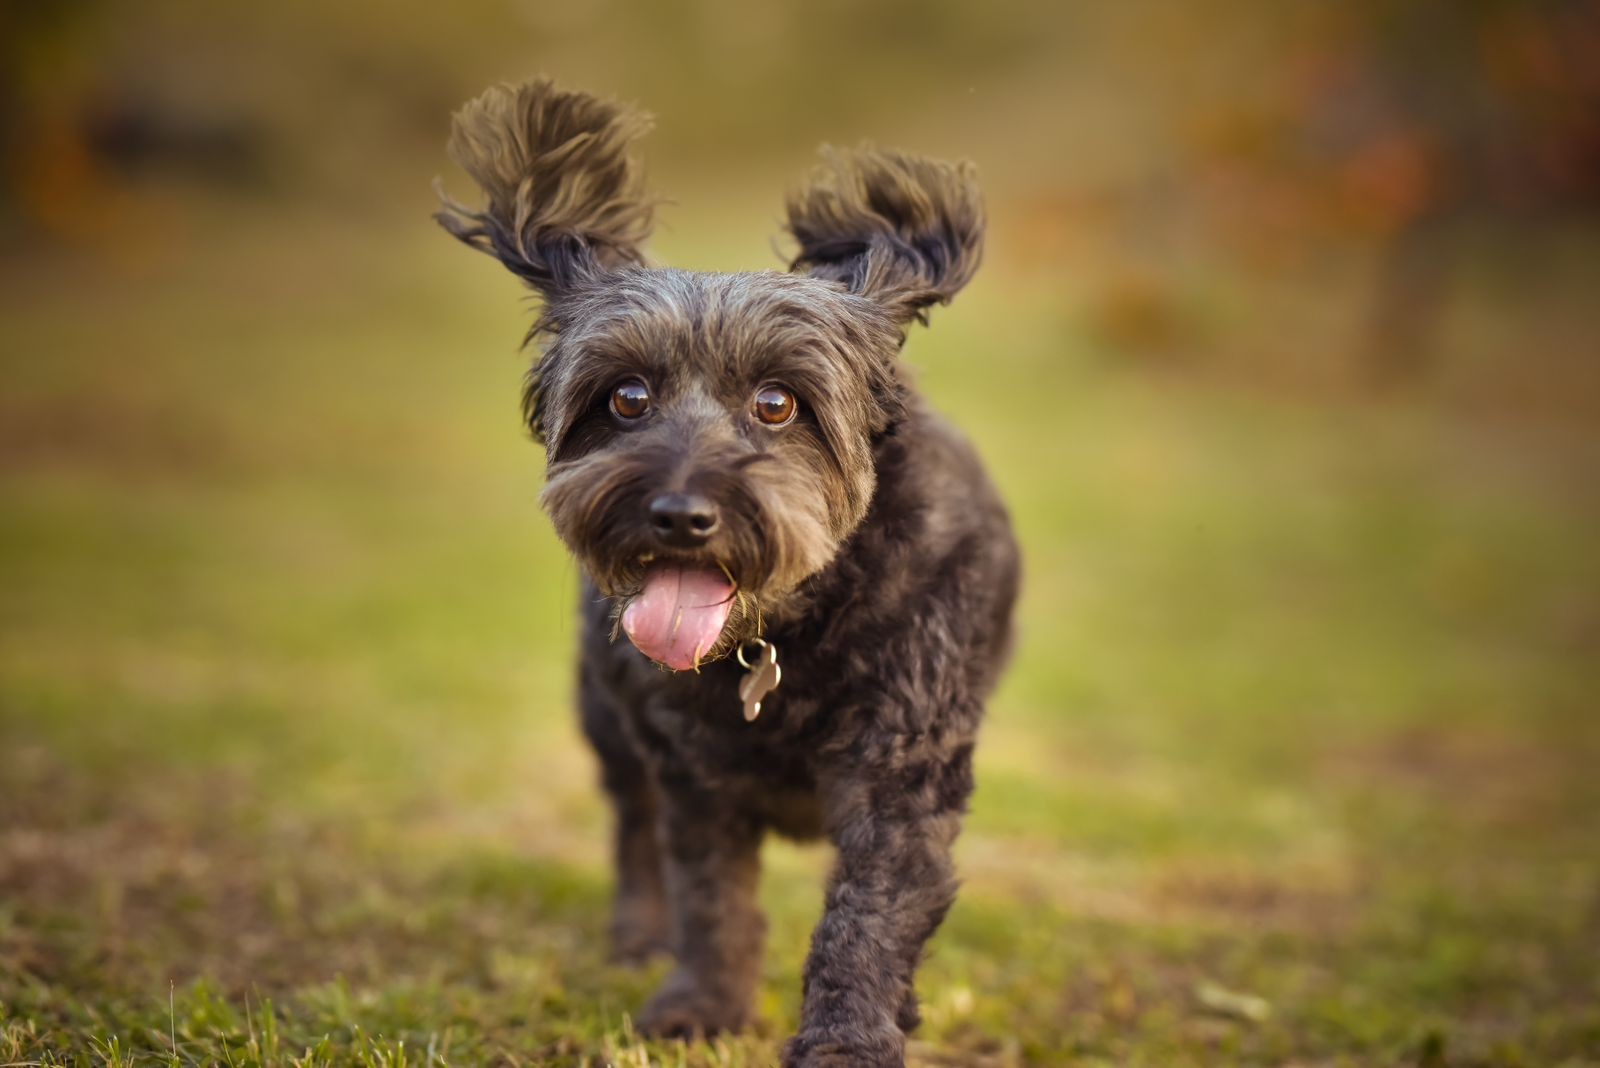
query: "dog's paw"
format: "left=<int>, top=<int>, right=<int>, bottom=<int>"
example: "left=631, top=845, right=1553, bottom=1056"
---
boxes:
left=781, top=1025, right=905, bottom=1068
left=636, top=973, right=748, bottom=1039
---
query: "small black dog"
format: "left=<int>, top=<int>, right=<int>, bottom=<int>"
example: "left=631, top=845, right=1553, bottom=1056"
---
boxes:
left=438, top=79, right=1019, bottom=1067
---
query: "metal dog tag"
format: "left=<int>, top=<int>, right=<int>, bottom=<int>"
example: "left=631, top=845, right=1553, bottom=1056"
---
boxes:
left=736, top=640, right=781, bottom=722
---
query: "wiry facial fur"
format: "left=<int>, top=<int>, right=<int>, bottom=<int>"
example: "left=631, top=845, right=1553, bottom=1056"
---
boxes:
left=436, top=78, right=1018, bottom=1068
left=533, top=268, right=904, bottom=663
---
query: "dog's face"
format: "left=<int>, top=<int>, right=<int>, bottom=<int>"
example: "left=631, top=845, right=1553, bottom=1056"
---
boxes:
left=532, top=269, right=902, bottom=667
left=437, top=80, right=983, bottom=669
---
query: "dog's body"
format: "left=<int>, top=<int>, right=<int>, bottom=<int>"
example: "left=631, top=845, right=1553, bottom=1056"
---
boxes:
left=438, top=80, right=1019, bottom=1066
left=577, top=394, right=1018, bottom=1055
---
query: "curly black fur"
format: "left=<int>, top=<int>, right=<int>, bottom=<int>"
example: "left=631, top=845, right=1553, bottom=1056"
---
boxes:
left=437, top=79, right=1019, bottom=1068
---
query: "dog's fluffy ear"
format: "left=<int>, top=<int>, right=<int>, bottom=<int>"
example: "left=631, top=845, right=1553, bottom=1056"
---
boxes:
left=785, top=146, right=984, bottom=326
left=435, top=79, right=655, bottom=296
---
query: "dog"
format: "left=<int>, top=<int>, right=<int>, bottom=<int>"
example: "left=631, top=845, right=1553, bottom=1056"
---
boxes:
left=437, top=79, right=1020, bottom=1067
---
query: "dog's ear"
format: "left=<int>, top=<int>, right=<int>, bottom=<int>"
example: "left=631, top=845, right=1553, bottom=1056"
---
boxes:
left=785, top=145, right=984, bottom=327
left=435, top=79, right=655, bottom=297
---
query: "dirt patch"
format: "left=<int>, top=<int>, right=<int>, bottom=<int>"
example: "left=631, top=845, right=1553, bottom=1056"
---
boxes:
left=0, top=393, right=237, bottom=479
left=1317, top=722, right=1590, bottom=830
left=1147, top=859, right=1364, bottom=935
left=0, top=760, right=602, bottom=1001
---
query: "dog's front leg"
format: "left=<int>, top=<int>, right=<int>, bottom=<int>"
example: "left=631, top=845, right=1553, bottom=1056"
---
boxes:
left=784, top=754, right=969, bottom=1068
left=636, top=783, right=766, bottom=1039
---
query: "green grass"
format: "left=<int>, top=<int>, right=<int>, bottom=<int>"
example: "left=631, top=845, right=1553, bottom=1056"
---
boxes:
left=2, top=190, right=1598, bottom=1066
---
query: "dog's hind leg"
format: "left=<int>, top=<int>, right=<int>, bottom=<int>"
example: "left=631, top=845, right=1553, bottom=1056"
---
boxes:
left=636, top=781, right=766, bottom=1039
left=579, top=666, right=668, bottom=963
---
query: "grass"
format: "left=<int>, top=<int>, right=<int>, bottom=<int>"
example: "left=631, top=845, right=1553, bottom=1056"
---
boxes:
left=2, top=186, right=1598, bottom=1067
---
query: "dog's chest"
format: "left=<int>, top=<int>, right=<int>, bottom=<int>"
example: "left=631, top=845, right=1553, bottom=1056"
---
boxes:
left=629, top=658, right=829, bottom=788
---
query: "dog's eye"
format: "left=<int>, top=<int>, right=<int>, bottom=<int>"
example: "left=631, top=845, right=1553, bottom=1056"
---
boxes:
left=752, top=384, right=796, bottom=427
left=610, top=378, right=651, bottom=420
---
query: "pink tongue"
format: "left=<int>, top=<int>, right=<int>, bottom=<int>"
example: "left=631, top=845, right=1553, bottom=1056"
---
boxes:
left=621, top=564, right=735, bottom=670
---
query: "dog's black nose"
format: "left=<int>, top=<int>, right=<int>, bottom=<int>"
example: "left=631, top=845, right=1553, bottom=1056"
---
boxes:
left=648, top=492, right=719, bottom=547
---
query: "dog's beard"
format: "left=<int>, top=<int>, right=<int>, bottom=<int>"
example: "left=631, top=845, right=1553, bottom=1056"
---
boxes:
left=543, top=449, right=843, bottom=670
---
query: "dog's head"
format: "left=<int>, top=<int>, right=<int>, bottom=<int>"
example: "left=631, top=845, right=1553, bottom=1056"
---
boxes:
left=437, top=79, right=983, bottom=669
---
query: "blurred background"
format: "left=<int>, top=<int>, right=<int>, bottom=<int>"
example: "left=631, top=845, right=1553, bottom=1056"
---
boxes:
left=2, top=1, right=1597, bottom=1064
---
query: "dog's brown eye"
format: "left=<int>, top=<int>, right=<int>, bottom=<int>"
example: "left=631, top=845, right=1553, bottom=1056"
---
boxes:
left=753, top=384, right=796, bottom=427
left=610, top=378, right=651, bottom=420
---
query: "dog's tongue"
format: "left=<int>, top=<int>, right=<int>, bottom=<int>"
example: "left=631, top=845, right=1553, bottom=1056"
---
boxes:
left=621, top=564, right=735, bottom=670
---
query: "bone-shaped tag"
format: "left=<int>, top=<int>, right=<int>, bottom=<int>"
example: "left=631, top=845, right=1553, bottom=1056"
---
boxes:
left=737, top=642, right=781, bottom=722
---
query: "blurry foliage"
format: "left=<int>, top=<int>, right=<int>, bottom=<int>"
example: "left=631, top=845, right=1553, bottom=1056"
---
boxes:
left=6, top=2, right=1598, bottom=204
left=2, top=0, right=1597, bottom=396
